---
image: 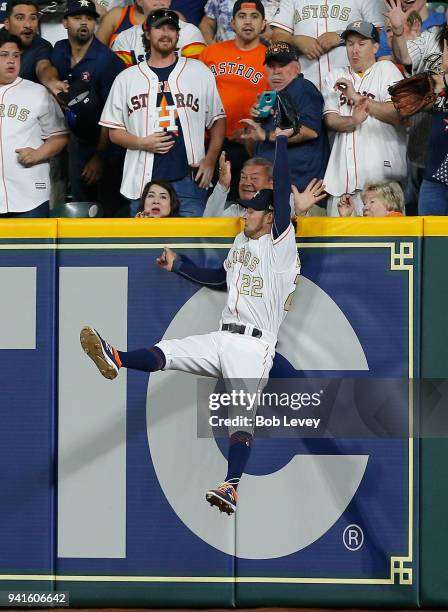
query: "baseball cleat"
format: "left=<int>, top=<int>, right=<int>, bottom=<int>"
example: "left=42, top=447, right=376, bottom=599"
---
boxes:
left=80, top=326, right=121, bottom=380
left=206, top=482, right=238, bottom=515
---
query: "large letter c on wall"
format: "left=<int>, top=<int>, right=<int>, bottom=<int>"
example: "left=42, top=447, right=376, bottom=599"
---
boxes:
left=147, top=278, right=369, bottom=559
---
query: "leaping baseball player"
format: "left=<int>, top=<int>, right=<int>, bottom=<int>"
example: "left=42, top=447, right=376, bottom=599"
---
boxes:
left=80, top=130, right=301, bottom=515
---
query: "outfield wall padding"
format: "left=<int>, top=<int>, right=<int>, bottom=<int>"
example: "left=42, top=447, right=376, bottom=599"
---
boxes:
left=0, top=218, right=425, bottom=608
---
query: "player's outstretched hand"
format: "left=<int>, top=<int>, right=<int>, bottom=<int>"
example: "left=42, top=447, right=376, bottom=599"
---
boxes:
left=156, top=247, right=177, bottom=272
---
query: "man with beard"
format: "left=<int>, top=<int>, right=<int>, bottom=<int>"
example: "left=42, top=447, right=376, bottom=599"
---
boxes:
left=112, top=0, right=205, bottom=66
left=50, top=0, right=125, bottom=215
left=100, top=8, right=225, bottom=216
left=199, top=0, right=268, bottom=200
left=4, top=0, right=67, bottom=96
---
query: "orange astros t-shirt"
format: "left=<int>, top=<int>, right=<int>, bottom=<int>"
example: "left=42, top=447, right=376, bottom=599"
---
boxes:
left=199, top=40, right=268, bottom=139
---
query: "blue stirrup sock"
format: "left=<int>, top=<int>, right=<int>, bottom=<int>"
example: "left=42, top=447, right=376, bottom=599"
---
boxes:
left=117, top=347, right=166, bottom=372
left=225, top=431, right=253, bottom=489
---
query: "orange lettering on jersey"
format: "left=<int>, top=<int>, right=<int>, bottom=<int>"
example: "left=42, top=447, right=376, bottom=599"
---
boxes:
left=157, top=95, right=178, bottom=132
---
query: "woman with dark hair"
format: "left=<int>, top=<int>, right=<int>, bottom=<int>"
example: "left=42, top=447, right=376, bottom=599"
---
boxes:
left=136, top=180, right=180, bottom=218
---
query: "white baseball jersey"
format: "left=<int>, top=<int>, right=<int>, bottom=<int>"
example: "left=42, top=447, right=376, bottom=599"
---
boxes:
left=322, top=61, right=407, bottom=201
left=407, top=26, right=442, bottom=74
left=112, top=20, right=206, bottom=66
left=270, top=0, right=384, bottom=90
left=156, top=222, right=300, bottom=434
left=222, top=224, right=300, bottom=343
left=99, top=57, right=225, bottom=199
left=0, top=78, right=67, bottom=214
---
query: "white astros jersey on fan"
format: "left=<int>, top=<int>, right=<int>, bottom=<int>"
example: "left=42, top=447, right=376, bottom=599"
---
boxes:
left=270, top=0, right=384, bottom=90
left=222, top=227, right=300, bottom=343
left=322, top=61, right=407, bottom=201
left=99, top=56, right=225, bottom=200
left=0, top=78, right=67, bottom=214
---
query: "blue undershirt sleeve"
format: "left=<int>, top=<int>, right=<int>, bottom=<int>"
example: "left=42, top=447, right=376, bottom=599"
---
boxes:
left=172, top=255, right=227, bottom=290
left=272, top=135, right=292, bottom=240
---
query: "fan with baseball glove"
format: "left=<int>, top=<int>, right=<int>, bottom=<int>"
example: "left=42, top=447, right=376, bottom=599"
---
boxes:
left=388, top=71, right=437, bottom=118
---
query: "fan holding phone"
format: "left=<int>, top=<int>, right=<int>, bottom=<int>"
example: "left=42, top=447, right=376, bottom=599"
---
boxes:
left=240, top=41, right=329, bottom=194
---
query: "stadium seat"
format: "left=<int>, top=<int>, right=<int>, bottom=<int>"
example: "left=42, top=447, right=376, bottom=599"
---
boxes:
left=50, top=202, right=104, bottom=218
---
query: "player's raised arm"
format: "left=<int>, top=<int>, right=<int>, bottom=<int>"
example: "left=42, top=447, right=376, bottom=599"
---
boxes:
left=156, top=248, right=227, bottom=291
left=272, top=130, right=293, bottom=240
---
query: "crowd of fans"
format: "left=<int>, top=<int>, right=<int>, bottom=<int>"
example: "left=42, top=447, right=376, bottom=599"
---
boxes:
left=0, top=0, right=447, bottom=219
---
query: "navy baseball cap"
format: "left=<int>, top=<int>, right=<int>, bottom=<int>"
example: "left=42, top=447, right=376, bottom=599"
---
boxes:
left=238, top=189, right=274, bottom=212
left=341, top=21, right=380, bottom=43
left=145, top=8, right=180, bottom=30
left=64, top=0, right=99, bottom=18
left=232, top=0, right=265, bottom=18
left=264, top=41, right=298, bottom=65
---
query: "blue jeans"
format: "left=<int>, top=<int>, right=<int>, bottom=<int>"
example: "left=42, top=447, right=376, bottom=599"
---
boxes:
left=129, top=198, right=140, bottom=218
left=129, top=174, right=208, bottom=218
left=418, top=179, right=448, bottom=215
left=172, top=175, right=208, bottom=217
left=0, top=201, right=50, bottom=218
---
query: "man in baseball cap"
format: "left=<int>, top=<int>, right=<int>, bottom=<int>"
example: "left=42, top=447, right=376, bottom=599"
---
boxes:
left=264, top=41, right=299, bottom=65
left=52, top=0, right=125, bottom=215
left=232, top=0, right=264, bottom=19
left=240, top=33, right=329, bottom=197
left=64, top=0, right=99, bottom=19
left=145, top=8, right=180, bottom=31
left=340, top=21, right=380, bottom=44
left=322, top=20, right=406, bottom=217
left=238, top=188, right=274, bottom=212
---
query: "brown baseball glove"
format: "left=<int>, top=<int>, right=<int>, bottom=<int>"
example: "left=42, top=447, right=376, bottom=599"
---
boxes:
left=388, top=72, right=436, bottom=118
